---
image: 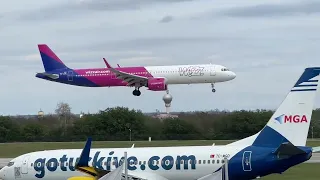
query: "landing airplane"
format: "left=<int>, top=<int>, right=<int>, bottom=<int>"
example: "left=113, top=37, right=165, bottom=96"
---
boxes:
left=35, top=44, right=236, bottom=96
left=2, top=67, right=320, bottom=180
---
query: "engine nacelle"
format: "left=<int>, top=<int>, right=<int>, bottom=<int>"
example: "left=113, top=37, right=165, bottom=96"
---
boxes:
left=68, top=177, right=96, bottom=180
left=147, top=78, right=167, bottom=91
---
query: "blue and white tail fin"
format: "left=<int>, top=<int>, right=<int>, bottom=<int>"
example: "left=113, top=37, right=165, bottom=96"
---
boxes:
left=229, top=67, right=320, bottom=147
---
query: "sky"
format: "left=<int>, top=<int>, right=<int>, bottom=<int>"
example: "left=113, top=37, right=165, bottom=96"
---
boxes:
left=1, top=0, right=320, bottom=115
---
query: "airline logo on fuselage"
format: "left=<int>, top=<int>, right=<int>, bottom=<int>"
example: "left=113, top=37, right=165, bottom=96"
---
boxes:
left=274, top=114, right=308, bottom=124
left=33, top=151, right=196, bottom=178
left=179, top=66, right=205, bottom=77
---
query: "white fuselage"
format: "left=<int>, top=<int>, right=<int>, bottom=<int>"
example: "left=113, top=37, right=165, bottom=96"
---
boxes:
left=144, top=64, right=236, bottom=85
left=0, top=145, right=244, bottom=180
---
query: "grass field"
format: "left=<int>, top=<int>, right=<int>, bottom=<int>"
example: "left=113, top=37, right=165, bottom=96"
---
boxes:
left=261, top=163, right=320, bottom=180
left=1, top=139, right=320, bottom=158
left=0, top=140, right=319, bottom=179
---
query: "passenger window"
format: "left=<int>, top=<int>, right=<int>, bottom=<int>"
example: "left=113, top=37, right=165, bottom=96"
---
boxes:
left=203, top=160, right=206, bottom=164
left=217, top=160, right=220, bottom=164
left=212, top=160, right=215, bottom=164
left=198, top=160, right=201, bottom=164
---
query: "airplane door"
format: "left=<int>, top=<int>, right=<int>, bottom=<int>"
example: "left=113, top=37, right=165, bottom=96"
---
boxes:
left=67, top=71, right=73, bottom=81
left=21, top=155, right=30, bottom=174
left=210, top=65, right=216, bottom=76
left=242, top=151, right=252, bottom=171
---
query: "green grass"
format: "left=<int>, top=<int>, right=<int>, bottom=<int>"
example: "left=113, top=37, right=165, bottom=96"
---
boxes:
left=1, top=139, right=320, bottom=158
left=262, top=163, right=320, bottom=180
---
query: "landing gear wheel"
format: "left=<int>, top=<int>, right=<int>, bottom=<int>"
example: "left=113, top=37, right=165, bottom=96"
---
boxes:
left=132, top=90, right=141, bottom=96
left=211, top=83, right=216, bottom=93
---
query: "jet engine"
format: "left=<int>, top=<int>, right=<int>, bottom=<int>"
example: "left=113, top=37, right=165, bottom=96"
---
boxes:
left=68, top=177, right=96, bottom=180
left=147, top=78, right=167, bottom=91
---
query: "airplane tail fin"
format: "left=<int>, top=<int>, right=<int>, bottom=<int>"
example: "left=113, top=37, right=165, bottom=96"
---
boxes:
left=229, top=67, right=320, bottom=147
left=37, top=44, right=68, bottom=72
left=253, top=67, right=320, bottom=147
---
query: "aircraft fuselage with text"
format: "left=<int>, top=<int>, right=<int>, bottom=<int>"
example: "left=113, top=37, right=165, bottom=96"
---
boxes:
left=35, top=44, right=236, bottom=96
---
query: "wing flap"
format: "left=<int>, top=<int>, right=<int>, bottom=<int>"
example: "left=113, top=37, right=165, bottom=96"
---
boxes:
left=106, top=63, right=148, bottom=86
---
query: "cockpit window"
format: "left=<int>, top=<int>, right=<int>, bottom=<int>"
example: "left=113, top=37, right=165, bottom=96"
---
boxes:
left=7, top=162, right=14, bottom=167
left=221, top=68, right=229, bottom=71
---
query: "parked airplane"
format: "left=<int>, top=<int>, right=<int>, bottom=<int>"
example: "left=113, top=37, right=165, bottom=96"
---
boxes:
left=35, top=44, right=236, bottom=96
left=2, top=67, right=320, bottom=180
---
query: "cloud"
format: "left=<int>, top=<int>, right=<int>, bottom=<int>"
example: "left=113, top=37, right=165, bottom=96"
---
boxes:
left=1, top=0, right=320, bottom=115
left=219, top=1, right=320, bottom=17
left=118, top=56, right=171, bottom=66
left=17, top=0, right=196, bottom=21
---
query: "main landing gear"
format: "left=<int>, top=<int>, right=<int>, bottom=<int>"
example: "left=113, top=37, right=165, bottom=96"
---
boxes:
left=132, top=87, right=141, bottom=96
left=211, top=83, right=216, bottom=93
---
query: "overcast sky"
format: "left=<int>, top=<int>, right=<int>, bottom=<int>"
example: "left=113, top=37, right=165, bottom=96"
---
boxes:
left=1, top=0, right=320, bottom=115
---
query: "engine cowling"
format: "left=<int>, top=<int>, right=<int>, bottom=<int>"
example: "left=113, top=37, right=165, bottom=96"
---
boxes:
left=147, top=78, right=167, bottom=91
left=68, top=177, right=96, bottom=180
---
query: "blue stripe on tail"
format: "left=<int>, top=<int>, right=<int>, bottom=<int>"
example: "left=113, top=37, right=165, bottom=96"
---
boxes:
left=40, top=52, right=68, bottom=72
left=252, top=126, right=289, bottom=148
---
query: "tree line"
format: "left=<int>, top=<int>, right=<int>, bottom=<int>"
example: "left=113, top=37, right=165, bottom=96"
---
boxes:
left=0, top=102, right=320, bottom=142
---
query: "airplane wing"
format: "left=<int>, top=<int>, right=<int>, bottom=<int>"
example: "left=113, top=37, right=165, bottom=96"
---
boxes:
left=75, top=137, right=110, bottom=178
left=98, top=163, right=123, bottom=180
left=103, top=58, right=112, bottom=68
left=103, top=58, right=121, bottom=68
left=109, top=67, right=148, bottom=87
left=312, top=146, right=320, bottom=153
left=103, top=58, right=147, bottom=87
left=76, top=138, right=168, bottom=180
left=197, top=158, right=229, bottom=180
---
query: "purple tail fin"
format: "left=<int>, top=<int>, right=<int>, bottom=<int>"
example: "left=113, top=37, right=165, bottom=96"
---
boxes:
left=38, top=44, right=68, bottom=72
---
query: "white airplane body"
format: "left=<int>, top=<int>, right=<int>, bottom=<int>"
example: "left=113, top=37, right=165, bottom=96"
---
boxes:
left=3, top=67, right=320, bottom=180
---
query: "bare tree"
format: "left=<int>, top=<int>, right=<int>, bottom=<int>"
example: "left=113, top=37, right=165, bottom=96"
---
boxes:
left=55, top=102, right=72, bottom=135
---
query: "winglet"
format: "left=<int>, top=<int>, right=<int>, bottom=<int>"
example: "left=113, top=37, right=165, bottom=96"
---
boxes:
left=77, top=137, right=92, bottom=167
left=131, top=144, right=135, bottom=148
left=103, top=58, right=112, bottom=68
left=117, top=64, right=121, bottom=68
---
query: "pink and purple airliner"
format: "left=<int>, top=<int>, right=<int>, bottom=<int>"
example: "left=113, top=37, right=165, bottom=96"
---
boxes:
left=35, top=44, right=236, bottom=96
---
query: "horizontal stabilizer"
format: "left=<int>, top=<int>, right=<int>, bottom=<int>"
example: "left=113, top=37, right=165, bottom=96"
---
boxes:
left=273, top=142, right=306, bottom=157
left=36, top=72, right=59, bottom=79
left=312, top=146, right=320, bottom=153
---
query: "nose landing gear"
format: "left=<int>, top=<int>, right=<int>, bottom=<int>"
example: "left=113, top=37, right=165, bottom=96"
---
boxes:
left=211, top=83, right=216, bottom=93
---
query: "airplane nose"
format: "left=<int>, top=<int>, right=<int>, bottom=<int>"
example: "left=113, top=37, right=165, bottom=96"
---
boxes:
left=228, top=71, right=236, bottom=80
